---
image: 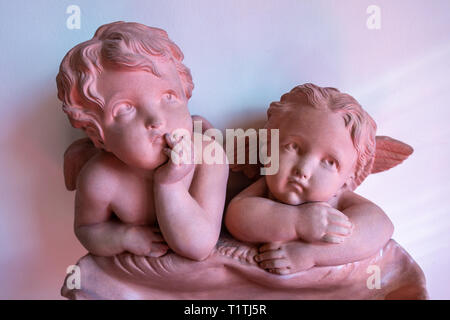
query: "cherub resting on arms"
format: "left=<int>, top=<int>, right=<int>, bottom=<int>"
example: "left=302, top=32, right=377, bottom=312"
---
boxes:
left=226, top=83, right=412, bottom=274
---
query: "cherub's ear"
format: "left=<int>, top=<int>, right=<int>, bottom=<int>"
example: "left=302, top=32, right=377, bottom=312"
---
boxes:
left=339, top=175, right=356, bottom=194
left=372, top=136, right=414, bottom=174
left=85, top=126, right=106, bottom=150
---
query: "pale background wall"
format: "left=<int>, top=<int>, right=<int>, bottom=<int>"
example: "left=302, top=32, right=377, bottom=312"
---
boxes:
left=0, top=0, right=449, bottom=299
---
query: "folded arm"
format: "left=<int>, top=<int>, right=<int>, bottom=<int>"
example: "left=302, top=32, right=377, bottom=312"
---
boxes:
left=154, top=139, right=229, bottom=261
left=306, top=191, right=394, bottom=266
left=255, top=191, right=394, bottom=273
left=225, top=178, right=303, bottom=243
left=74, top=159, right=164, bottom=257
left=225, top=177, right=352, bottom=244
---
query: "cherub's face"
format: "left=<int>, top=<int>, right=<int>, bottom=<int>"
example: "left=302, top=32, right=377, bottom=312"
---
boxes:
left=96, top=59, right=192, bottom=170
left=265, top=105, right=357, bottom=205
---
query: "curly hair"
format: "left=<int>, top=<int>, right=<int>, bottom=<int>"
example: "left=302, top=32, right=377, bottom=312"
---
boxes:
left=56, top=21, right=194, bottom=147
left=265, top=83, right=377, bottom=188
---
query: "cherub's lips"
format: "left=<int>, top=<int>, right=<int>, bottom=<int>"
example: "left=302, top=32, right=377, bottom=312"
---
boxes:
left=288, top=177, right=306, bottom=191
left=149, top=131, right=163, bottom=143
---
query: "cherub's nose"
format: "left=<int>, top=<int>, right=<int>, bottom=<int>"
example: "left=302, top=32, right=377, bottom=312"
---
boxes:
left=294, top=167, right=309, bottom=180
left=143, top=108, right=164, bottom=130
left=141, top=98, right=165, bottom=130
left=145, top=119, right=163, bottom=130
left=146, top=119, right=163, bottom=129
left=294, top=159, right=313, bottom=180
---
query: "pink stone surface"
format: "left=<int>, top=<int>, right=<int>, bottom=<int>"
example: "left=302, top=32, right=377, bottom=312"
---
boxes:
left=57, top=24, right=427, bottom=300
left=56, top=21, right=229, bottom=264
left=61, top=236, right=427, bottom=300
left=225, top=84, right=417, bottom=278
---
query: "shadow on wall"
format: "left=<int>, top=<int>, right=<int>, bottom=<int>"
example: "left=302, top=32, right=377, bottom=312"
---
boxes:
left=2, top=80, right=86, bottom=299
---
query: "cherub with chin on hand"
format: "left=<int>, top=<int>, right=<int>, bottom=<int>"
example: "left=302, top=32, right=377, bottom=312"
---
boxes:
left=58, top=22, right=228, bottom=262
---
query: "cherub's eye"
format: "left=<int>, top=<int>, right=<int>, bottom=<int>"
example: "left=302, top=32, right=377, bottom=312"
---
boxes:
left=285, top=142, right=299, bottom=151
left=113, top=103, right=135, bottom=117
left=323, top=158, right=338, bottom=169
left=163, top=90, right=177, bottom=102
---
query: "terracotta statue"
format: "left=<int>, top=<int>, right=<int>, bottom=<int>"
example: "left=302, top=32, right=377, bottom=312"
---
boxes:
left=226, top=83, right=410, bottom=275
left=57, top=21, right=229, bottom=262
left=59, top=22, right=427, bottom=300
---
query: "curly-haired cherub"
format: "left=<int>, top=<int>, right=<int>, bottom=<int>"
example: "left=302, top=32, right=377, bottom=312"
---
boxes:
left=225, top=83, right=413, bottom=274
left=57, top=22, right=228, bottom=261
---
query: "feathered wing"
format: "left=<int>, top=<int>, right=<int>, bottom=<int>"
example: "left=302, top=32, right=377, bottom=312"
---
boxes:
left=350, top=136, right=414, bottom=190
left=372, top=136, right=414, bottom=173
left=63, top=138, right=99, bottom=191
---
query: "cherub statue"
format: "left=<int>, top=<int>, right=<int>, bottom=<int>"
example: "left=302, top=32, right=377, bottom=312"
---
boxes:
left=57, top=21, right=228, bottom=261
left=226, top=83, right=414, bottom=275
left=58, top=24, right=426, bottom=299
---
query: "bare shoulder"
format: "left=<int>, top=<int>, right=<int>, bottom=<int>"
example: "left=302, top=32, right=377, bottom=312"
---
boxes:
left=336, top=190, right=374, bottom=211
left=232, top=177, right=268, bottom=202
left=193, top=135, right=229, bottom=178
left=76, top=151, right=123, bottom=202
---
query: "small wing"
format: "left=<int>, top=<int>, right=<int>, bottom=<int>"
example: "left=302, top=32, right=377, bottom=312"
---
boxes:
left=348, top=135, right=414, bottom=191
left=372, top=136, right=414, bottom=174
left=63, top=138, right=99, bottom=191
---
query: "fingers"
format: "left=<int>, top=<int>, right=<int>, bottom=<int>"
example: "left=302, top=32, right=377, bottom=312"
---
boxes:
left=256, top=243, right=290, bottom=271
left=258, top=258, right=290, bottom=269
left=163, top=133, right=192, bottom=166
left=325, top=208, right=354, bottom=237
left=268, top=268, right=291, bottom=275
left=327, top=207, right=350, bottom=221
left=256, top=243, right=295, bottom=275
left=147, top=242, right=169, bottom=258
left=329, top=215, right=353, bottom=229
left=164, top=133, right=182, bottom=149
left=322, top=234, right=345, bottom=244
left=259, top=242, right=282, bottom=253
left=163, top=134, right=182, bottom=161
left=163, top=147, right=180, bottom=165
left=255, top=250, right=285, bottom=262
left=324, top=208, right=353, bottom=243
left=327, top=224, right=352, bottom=237
left=314, top=202, right=352, bottom=228
left=163, top=146, right=185, bottom=166
left=164, top=133, right=174, bottom=148
left=322, top=226, right=353, bottom=243
left=322, top=219, right=353, bottom=243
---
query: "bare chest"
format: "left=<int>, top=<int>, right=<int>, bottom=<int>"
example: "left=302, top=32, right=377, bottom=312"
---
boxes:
left=111, top=168, right=195, bottom=226
left=111, top=175, right=156, bottom=225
